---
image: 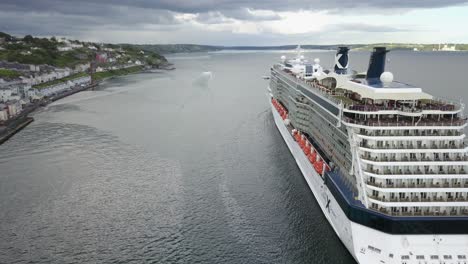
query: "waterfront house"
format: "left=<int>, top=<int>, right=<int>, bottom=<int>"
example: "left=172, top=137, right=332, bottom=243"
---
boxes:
left=74, top=63, right=90, bottom=73
left=0, top=108, right=8, bottom=121
left=6, top=100, right=22, bottom=117
left=0, top=103, right=8, bottom=121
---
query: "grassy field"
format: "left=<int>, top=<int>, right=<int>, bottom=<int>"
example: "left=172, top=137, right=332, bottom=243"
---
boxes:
left=0, top=68, right=21, bottom=78
left=93, top=66, right=143, bottom=81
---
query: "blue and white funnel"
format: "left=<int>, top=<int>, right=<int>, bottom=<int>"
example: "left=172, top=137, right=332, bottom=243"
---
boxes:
left=366, top=47, right=389, bottom=81
left=334, top=47, right=350, bottom=74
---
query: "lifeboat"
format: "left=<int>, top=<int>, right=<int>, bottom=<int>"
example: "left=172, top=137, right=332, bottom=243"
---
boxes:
left=303, top=142, right=311, bottom=155
left=314, top=159, right=324, bottom=175
left=309, top=152, right=317, bottom=164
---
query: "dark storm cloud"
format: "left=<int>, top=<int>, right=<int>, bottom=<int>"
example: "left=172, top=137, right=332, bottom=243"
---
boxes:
left=0, top=0, right=466, bottom=41
left=3, top=0, right=468, bottom=18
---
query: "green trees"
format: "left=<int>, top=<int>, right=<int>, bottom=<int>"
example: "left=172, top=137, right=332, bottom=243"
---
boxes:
left=23, top=35, right=34, bottom=43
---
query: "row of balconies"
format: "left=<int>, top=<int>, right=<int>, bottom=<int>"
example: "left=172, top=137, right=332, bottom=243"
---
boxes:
left=346, top=101, right=459, bottom=113
left=366, top=167, right=467, bottom=175
left=367, top=180, right=468, bottom=189
left=370, top=194, right=468, bottom=203
left=360, top=141, right=466, bottom=150
left=359, top=129, right=462, bottom=137
left=343, top=116, right=467, bottom=127
left=361, top=154, right=468, bottom=163
left=373, top=206, right=468, bottom=216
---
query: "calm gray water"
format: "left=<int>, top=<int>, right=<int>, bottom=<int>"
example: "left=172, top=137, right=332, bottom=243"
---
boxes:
left=1, top=51, right=467, bottom=264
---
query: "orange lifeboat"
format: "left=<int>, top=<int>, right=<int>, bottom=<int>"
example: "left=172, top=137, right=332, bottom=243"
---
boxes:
left=314, top=159, right=324, bottom=175
left=294, top=133, right=300, bottom=142
left=310, top=152, right=317, bottom=164
left=302, top=141, right=310, bottom=154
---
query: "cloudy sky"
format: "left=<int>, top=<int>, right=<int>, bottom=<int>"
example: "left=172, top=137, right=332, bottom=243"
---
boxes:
left=1, top=0, right=468, bottom=45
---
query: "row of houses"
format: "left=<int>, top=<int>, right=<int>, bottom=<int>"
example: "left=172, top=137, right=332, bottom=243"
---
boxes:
left=95, top=61, right=143, bottom=73
left=0, top=75, right=91, bottom=122
left=0, top=61, right=90, bottom=88
left=38, top=75, right=91, bottom=97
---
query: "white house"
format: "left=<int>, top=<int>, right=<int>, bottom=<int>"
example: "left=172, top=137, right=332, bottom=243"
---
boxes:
left=0, top=109, right=8, bottom=121
left=70, top=43, right=83, bottom=49
left=74, top=63, right=90, bottom=73
left=7, top=100, right=22, bottom=117
left=58, top=46, right=72, bottom=52
left=0, top=88, right=12, bottom=102
left=29, top=65, right=40, bottom=72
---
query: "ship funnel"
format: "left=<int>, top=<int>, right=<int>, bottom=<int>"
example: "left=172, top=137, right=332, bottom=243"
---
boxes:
left=366, top=47, right=389, bottom=81
left=334, top=46, right=349, bottom=74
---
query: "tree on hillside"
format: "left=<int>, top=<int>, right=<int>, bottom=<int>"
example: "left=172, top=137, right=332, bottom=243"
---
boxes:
left=23, top=35, right=34, bottom=43
left=0, top=32, right=13, bottom=41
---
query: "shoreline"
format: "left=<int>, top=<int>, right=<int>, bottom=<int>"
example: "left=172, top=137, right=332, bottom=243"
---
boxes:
left=0, top=117, right=34, bottom=145
left=0, top=65, right=173, bottom=145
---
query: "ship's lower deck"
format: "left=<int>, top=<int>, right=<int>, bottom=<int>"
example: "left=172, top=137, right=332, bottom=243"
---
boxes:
left=270, top=98, right=468, bottom=264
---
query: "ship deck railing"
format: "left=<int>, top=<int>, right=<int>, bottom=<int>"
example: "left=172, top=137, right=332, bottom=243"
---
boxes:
left=370, top=194, right=468, bottom=204
left=361, top=155, right=468, bottom=163
left=359, top=130, right=464, bottom=137
left=365, top=168, right=467, bottom=176
left=378, top=207, right=468, bottom=217
left=346, top=102, right=459, bottom=113
left=367, top=181, right=468, bottom=189
left=343, top=116, right=467, bottom=127
left=360, top=143, right=467, bottom=150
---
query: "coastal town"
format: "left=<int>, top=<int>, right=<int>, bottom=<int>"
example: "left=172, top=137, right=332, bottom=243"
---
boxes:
left=0, top=32, right=169, bottom=143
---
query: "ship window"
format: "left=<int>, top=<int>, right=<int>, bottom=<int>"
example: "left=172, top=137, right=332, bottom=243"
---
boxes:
left=389, top=254, right=393, bottom=258
left=458, top=255, right=466, bottom=259
left=367, top=245, right=381, bottom=253
left=416, top=255, right=424, bottom=260
left=443, top=255, right=452, bottom=260
left=430, top=255, right=439, bottom=260
left=401, top=255, right=410, bottom=260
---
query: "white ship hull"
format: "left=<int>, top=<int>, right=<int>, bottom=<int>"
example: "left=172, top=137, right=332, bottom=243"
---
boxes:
left=271, top=101, right=468, bottom=264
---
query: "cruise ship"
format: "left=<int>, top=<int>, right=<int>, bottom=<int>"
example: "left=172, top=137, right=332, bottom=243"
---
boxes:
left=268, top=46, right=468, bottom=264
